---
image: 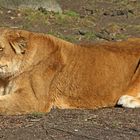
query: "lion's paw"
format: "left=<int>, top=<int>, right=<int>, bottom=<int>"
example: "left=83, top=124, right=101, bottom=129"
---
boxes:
left=117, top=95, right=140, bottom=108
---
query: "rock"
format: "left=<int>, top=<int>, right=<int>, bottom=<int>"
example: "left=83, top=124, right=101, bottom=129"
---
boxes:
left=78, top=29, right=87, bottom=35
left=0, top=0, right=62, bottom=13
left=103, top=9, right=134, bottom=17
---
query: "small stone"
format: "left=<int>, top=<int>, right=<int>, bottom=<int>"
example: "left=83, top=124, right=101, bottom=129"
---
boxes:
left=78, top=30, right=87, bottom=35
left=7, top=10, right=11, bottom=14
left=10, top=17, right=15, bottom=20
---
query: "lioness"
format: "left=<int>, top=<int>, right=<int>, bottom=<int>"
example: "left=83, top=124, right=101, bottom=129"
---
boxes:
left=0, top=27, right=140, bottom=115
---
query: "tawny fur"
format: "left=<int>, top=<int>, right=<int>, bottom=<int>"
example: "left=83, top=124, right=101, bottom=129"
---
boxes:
left=0, top=27, right=140, bottom=115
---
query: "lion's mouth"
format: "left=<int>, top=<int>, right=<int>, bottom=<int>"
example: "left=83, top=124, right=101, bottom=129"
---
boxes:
left=0, top=65, right=8, bottom=77
left=0, top=65, right=8, bottom=69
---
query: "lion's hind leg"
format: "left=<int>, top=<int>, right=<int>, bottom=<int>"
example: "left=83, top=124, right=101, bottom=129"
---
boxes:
left=117, top=95, right=140, bottom=108
left=117, top=65, right=140, bottom=108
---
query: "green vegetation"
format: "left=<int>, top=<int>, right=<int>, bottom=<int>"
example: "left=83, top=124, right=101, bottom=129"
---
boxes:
left=20, top=8, right=97, bottom=42
left=64, top=10, right=79, bottom=17
left=85, top=32, right=97, bottom=40
left=115, top=34, right=128, bottom=40
left=1, top=4, right=138, bottom=42
left=22, top=9, right=48, bottom=24
left=48, top=31, right=77, bottom=42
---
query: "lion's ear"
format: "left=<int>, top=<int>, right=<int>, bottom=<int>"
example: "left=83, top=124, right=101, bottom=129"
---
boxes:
left=9, top=35, right=27, bottom=54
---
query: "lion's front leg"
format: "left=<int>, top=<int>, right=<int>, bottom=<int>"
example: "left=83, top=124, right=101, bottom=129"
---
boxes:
left=0, top=87, right=53, bottom=115
left=0, top=92, right=39, bottom=115
left=0, top=77, right=40, bottom=114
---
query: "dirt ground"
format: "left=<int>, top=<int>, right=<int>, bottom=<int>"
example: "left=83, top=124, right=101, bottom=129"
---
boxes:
left=0, top=0, right=140, bottom=139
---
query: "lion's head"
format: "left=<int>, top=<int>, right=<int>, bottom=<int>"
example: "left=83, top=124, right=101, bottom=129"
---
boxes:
left=0, top=28, right=58, bottom=79
left=0, top=28, right=29, bottom=79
